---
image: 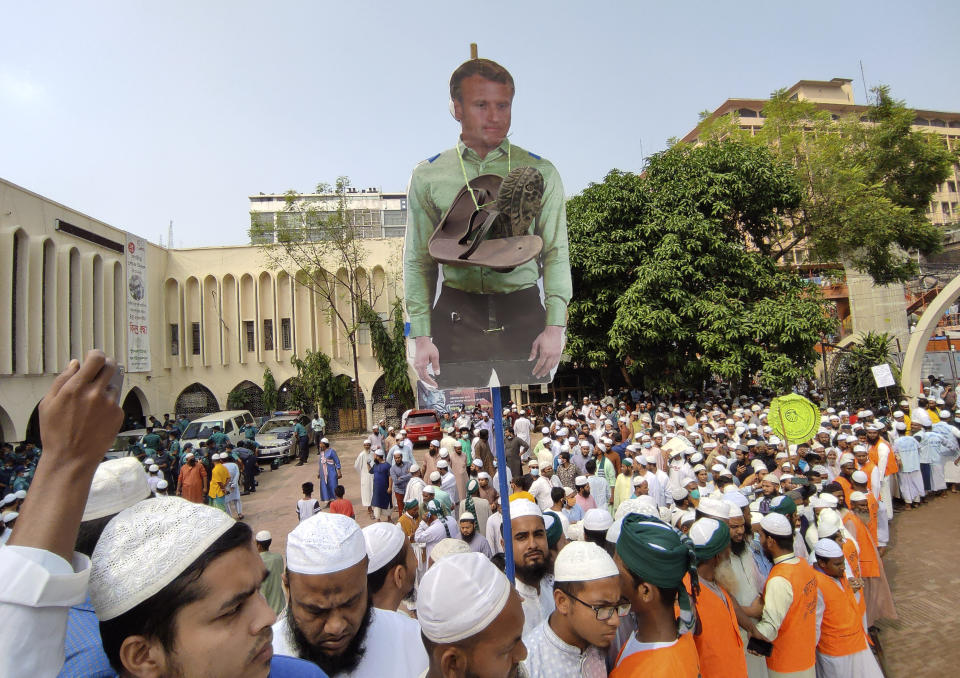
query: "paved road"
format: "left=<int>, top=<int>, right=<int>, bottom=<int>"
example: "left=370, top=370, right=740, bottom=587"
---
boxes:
left=237, top=438, right=960, bottom=676
left=875, top=492, right=960, bottom=678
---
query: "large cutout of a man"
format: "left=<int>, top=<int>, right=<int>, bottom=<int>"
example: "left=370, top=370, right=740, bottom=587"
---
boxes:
left=404, top=58, right=572, bottom=389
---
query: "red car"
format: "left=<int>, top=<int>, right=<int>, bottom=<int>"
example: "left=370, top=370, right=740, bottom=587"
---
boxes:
left=403, top=409, right=442, bottom=446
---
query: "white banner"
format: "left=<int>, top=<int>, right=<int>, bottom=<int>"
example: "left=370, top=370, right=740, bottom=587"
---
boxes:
left=871, top=363, right=896, bottom=388
left=125, top=234, right=151, bottom=372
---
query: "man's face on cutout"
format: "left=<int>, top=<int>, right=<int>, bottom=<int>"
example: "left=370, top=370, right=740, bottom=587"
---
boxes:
left=453, top=75, right=513, bottom=157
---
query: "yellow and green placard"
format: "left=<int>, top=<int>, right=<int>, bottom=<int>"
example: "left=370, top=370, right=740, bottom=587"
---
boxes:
left=768, top=394, right=819, bottom=445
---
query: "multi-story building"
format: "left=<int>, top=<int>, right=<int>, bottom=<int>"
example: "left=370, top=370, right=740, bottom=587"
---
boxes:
left=680, top=77, right=960, bottom=347
left=0, top=178, right=408, bottom=443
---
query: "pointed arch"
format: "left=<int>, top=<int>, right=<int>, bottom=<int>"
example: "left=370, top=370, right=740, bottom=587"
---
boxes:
left=175, top=383, right=220, bottom=420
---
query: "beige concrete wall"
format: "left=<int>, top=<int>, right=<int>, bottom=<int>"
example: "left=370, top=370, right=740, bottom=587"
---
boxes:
left=844, top=263, right=910, bottom=347
left=0, top=178, right=404, bottom=442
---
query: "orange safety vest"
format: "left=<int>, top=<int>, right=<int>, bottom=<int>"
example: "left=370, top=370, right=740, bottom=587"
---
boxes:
left=865, top=494, right=880, bottom=544
left=858, top=460, right=878, bottom=493
left=764, top=558, right=818, bottom=674
left=843, top=512, right=879, bottom=578
left=813, top=569, right=869, bottom=657
left=836, top=476, right=853, bottom=507
left=612, top=632, right=700, bottom=678
left=840, top=537, right=867, bottom=618
left=694, top=582, right=747, bottom=678
left=869, top=439, right=898, bottom=476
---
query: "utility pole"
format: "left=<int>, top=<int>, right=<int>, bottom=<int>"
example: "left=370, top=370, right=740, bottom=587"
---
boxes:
left=470, top=43, right=478, bottom=59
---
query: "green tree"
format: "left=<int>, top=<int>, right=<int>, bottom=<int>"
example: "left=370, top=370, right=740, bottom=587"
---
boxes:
left=250, top=176, right=396, bottom=424
left=697, top=86, right=958, bottom=283
left=289, top=350, right=350, bottom=420
left=226, top=387, right=250, bottom=411
left=828, top=332, right=903, bottom=409
left=262, top=367, right=278, bottom=414
left=359, top=298, right=414, bottom=410
left=567, top=140, right=837, bottom=392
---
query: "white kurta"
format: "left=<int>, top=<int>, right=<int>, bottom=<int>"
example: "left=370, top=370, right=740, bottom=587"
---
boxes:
left=516, top=574, right=556, bottom=638
left=354, top=450, right=373, bottom=507
left=0, top=546, right=91, bottom=678
left=273, top=606, right=428, bottom=678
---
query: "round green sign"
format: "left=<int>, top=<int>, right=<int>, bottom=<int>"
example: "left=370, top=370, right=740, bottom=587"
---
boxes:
left=768, top=394, right=820, bottom=445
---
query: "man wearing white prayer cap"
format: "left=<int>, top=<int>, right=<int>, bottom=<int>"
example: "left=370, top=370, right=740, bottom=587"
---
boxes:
left=418, top=552, right=526, bottom=678
left=812, top=539, right=883, bottom=678
left=755, top=512, right=819, bottom=677
left=415, top=499, right=461, bottom=562
left=582, top=507, right=614, bottom=550
left=362, top=522, right=417, bottom=614
left=277, top=511, right=427, bottom=677
left=427, top=537, right=472, bottom=565
left=0, top=351, right=282, bottom=678
left=505, top=498, right=555, bottom=635
left=524, top=541, right=623, bottom=678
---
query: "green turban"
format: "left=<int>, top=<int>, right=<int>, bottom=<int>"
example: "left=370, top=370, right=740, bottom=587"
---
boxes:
left=692, top=519, right=730, bottom=563
left=404, top=498, right=419, bottom=510
left=770, top=494, right=797, bottom=516
left=616, top=514, right=698, bottom=634
left=543, top=510, right=564, bottom=548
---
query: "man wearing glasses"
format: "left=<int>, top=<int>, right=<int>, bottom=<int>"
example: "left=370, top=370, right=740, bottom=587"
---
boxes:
left=523, top=541, right=628, bottom=677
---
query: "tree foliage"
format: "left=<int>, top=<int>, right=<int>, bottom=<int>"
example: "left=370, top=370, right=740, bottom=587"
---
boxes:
left=359, top=298, right=414, bottom=410
left=288, top=350, right=349, bottom=416
left=567, top=139, right=837, bottom=392
left=829, top=332, right=903, bottom=409
left=697, top=86, right=958, bottom=283
left=262, top=367, right=278, bottom=414
left=227, top=387, right=251, bottom=411
left=250, top=176, right=397, bottom=419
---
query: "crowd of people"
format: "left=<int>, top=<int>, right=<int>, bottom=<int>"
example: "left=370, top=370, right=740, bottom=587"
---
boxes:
left=2, top=352, right=958, bottom=678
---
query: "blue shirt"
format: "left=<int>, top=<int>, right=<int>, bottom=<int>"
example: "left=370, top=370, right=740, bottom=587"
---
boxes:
left=894, top=435, right=921, bottom=473
left=269, top=656, right=328, bottom=677
left=58, top=598, right=115, bottom=678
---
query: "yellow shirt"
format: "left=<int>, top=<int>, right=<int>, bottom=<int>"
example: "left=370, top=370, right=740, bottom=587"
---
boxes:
left=209, top=464, right=229, bottom=498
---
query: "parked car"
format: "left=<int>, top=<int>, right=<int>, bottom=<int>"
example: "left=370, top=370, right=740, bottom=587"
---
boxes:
left=180, top=410, right=255, bottom=452
left=254, top=412, right=302, bottom=464
left=403, top=409, right=442, bottom=446
left=105, top=429, right=146, bottom=460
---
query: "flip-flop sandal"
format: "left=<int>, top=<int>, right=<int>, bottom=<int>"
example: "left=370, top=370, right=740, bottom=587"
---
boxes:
left=428, top=173, right=542, bottom=271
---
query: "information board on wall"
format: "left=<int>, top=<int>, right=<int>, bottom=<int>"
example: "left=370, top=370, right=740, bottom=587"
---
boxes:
left=125, top=234, right=151, bottom=372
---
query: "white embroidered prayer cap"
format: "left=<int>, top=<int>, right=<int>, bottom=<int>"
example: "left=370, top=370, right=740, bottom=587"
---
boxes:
left=418, top=552, right=511, bottom=644
left=3, top=512, right=18, bottom=523
left=362, top=522, right=406, bottom=573
left=814, top=538, right=844, bottom=559
left=851, top=470, right=868, bottom=485
left=723, top=491, right=749, bottom=508
left=817, top=509, right=843, bottom=538
left=696, top=498, right=729, bottom=520
left=689, top=518, right=722, bottom=547
left=90, top=496, right=235, bottom=621
left=615, top=496, right=658, bottom=521
left=509, top=498, right=543, bottom=521
left=429, top=538, right=471, bottom=563
left=255, top=530, right=272, bottom=542
left=759, top=512, right=792, bottom=537
left=849, top=491, right=868, bottom=502
left=287, top=511, right=366, bottom=576
left=583, top=508, right=613, bottom=532
left=82, top=458, right=153, bottom=521
left=818, top=493, right=839, bottom=508
left=554, top=540, right=619, bottom=582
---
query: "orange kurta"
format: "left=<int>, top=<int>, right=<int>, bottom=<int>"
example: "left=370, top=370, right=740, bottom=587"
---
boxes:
left=177, top=462, right=207, bottom=503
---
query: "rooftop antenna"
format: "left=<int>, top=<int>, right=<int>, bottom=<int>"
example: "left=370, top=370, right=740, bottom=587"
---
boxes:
left=168, top=220, right=174, bottom=250
left=859, top=60, right=869, bottom=105
left=470, top=43, right=478, bottom=59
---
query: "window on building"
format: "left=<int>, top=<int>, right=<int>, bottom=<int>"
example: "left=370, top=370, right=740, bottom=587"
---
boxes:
left=943, top=202, right=952, bottom=215
left=737, top=108, right=758, bottom=118
left=245, top=321, right=255, bottom=352
left=281, top=318, right=292, bottom=350
left=191, top=322, right=201, bottom=355
left=948, top=180, right=957, bottom=193
left=383, top=209, right=407, bottom=226
left=263, top=319, right=274, bottom=351
left=358, top=324, right=370, bottom=345
left=931, top=119, right=946, bottom=128
left=170, top=323, right=179, bottom=356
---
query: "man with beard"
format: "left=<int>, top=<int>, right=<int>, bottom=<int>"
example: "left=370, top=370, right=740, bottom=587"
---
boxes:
left=753, top=512, right=819, bottom=678
left=503, top=426, right=529, bottom=479
left=459, top=511, right=494, bottom=557
left=417, top=552, right=527, bottom=678
left=689, top=518, right=750, bottom=678
left=715, top=505, right=768, bottom=678
left=416, top=498, right=461, bottom=561
left=524, top=541, right=624, bottom=678
left=749, top=476, right=781, bottom=516
left=274, top=512, right=427, bottom=677
left=362, top=523, right=417, bottom=613
left=506, top=498, right=555, bottom=635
